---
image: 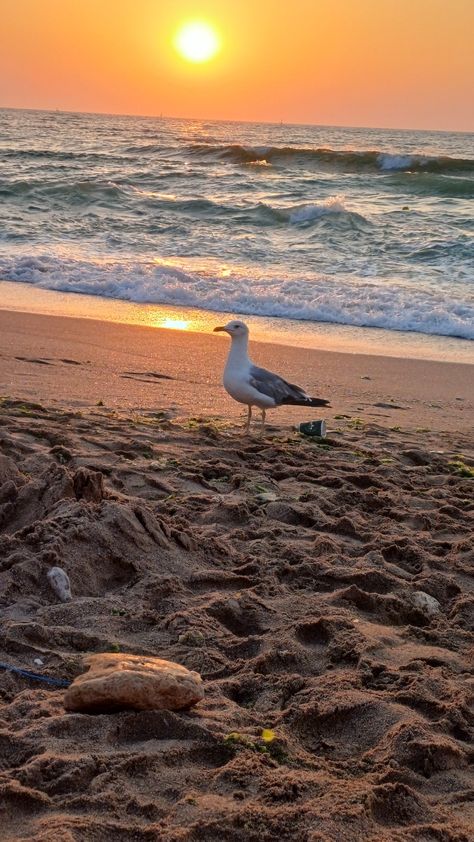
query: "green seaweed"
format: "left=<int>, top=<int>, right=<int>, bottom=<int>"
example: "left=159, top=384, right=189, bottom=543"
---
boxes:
left=447, top=460, right=474, bottom=478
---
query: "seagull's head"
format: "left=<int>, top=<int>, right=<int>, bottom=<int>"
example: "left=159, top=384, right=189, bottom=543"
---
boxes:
left=213, top=320, right=249, bottom=338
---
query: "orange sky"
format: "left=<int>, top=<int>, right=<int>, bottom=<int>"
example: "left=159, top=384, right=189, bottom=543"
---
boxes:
left=1, top=0, right=473, bottom=131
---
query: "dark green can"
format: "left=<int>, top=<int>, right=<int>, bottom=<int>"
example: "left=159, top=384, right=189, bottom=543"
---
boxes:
left=296, top=420, right=327, bottom=437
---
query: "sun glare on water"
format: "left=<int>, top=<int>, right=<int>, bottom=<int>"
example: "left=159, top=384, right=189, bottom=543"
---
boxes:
left=174, top=21, right=220, bottom=63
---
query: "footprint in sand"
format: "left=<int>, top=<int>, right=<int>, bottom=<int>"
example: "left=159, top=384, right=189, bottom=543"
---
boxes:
left=15, top=356, right=87, bottom=366
left=373, top=402, right=409, bottom=410
left=120, top=371, right=174, bottom=383
left=15, top=356, right=55, bottom=365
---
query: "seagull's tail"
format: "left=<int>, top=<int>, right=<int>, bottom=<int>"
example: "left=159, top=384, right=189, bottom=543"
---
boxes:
left=281, top=396, right=331, bottom=408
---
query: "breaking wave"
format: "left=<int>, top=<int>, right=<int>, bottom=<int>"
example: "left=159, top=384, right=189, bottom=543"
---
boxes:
left=0, top=178, right=367, bottom=227
left=1, top=254, right=472, bottom=341
left=188, top=142, right=474, bottom=173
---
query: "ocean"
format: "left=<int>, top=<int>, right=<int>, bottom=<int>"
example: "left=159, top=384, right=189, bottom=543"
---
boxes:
left=1, top=108, right=473, bottom=358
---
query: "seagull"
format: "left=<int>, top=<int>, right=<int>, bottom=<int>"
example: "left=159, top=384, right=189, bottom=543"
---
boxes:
left=213, top=320, right=330, bottom=433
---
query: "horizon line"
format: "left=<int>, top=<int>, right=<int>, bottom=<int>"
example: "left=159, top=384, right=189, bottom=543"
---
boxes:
left=1, top=104, right=473, bottom=136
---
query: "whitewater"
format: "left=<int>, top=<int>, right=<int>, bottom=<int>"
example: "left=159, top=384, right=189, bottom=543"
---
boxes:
left=0, top=108, right=473, bottom=344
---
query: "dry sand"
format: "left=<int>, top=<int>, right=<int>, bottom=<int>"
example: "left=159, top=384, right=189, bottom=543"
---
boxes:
left=0, top=309, right=473, bottom=841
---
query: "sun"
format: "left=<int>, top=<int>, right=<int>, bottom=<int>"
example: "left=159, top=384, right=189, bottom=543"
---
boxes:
left=174, top=21, right=220, bottom=63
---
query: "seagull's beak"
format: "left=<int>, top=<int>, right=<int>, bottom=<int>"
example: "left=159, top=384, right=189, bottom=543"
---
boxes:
left=213, top=326, right=226, bottom=332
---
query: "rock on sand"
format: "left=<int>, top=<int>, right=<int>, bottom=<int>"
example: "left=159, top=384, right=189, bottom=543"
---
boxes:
left=64, top=653, right=204, bottom=713
left=47, top=566, right=72, bottom=602
left=410, top=590, right=442, bottom=619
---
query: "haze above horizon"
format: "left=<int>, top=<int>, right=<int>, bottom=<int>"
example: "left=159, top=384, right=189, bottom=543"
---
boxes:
left=1, top=0, right=473, bottom=132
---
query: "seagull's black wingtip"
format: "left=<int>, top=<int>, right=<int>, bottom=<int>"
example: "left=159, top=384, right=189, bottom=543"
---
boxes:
left=281, top=396, right=331, bottom=408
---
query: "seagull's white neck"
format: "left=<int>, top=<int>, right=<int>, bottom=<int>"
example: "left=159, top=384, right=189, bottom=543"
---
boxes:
left=226, top=332, right=250, bottom=370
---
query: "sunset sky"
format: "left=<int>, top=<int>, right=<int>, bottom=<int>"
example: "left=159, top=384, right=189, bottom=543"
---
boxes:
left=1, top=0, right=473, bottom=131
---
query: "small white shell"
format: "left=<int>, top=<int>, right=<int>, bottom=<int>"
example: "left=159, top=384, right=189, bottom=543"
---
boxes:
left=47, top=566, right=72, bottom=602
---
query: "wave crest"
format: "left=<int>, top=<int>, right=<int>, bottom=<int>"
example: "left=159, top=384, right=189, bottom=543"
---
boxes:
left=1, top=254, right=472, bottom=341
left=287, top=198, right=368, bottom=225
left=188, top=142, right=474, bottom=173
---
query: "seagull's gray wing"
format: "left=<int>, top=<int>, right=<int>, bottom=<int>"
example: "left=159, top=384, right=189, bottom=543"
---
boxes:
left=249, top=364, right=308, bottom=405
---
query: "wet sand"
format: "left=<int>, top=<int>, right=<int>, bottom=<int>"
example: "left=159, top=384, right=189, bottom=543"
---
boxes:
left=0, top=309, right=473, bottom=840
left=0, top=309, right=473, bottom=431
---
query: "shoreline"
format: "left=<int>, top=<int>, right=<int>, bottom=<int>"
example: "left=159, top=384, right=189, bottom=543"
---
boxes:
left=1, top=279, right=472, bottom=365
left=1, top=308, right=472, bottom=433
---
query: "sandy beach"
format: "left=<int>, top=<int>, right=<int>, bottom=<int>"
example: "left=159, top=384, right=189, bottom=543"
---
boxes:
left=1, top=309, right=473, bottom=431
left=3, top=0, right=474, bottom=836
left=0, top=308, right=473, bottom=841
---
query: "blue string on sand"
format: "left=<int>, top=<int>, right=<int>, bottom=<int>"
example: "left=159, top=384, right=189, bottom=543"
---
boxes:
left=0, top=661, right=71, bottom=688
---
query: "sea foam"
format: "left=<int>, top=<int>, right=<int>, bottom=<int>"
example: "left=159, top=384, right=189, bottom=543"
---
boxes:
left=1, top=254, right=472, bottom=341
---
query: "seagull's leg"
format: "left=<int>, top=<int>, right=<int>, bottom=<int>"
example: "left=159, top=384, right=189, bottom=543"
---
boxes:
left=260, top=408, right=266, bottom=436
left=244, top=405, right=252, bottom=434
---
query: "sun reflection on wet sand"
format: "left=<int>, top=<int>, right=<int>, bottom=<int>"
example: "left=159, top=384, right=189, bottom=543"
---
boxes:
left=160, top=317, right=191, bottom=330
left=1, top=280, right=470, bottom=363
